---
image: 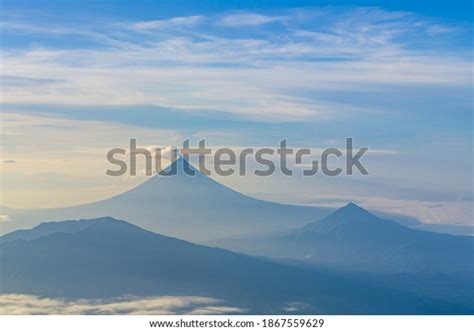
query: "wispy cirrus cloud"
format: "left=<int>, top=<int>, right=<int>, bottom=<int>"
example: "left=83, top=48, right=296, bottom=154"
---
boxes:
left=217, top=12, right=286, bottom=27
left=131, top=15, right=203, bottom=30
left=0, top=8, right=470, bottom=122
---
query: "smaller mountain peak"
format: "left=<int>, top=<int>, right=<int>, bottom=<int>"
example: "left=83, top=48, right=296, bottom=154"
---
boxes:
left=303, top=202, right=380, bottom=233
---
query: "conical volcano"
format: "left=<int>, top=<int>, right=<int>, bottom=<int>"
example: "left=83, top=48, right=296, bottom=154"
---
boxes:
left=0, top=158, right=331, bottom=242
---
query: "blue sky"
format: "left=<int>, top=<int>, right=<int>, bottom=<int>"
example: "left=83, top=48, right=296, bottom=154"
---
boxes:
left=0, top=1, right=472, bottom=224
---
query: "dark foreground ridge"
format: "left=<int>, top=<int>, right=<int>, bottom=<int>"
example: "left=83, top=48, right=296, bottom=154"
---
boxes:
left=1, top=216, right=472, bottom=314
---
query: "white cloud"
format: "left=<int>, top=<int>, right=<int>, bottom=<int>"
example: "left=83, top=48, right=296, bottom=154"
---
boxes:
left=0, top=8, right=470, bottom=122
left=218, top=13, right=285, bottom=27
left=361, top=197, right=474, bottom=226
left=132, top=16, right=203, bottom=30
left=282, top=301, right=313, bottom=313
left=0, top=214, right=12, bottom=222
left=0, top=294, right=246, bottom=315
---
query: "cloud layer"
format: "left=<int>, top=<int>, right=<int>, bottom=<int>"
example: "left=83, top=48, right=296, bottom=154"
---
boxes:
left=0, top=294, right=245, bottom=315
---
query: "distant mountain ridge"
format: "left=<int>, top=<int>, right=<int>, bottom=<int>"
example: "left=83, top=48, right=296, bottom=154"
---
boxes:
left=0, top=158, right=332, bottom=242
left=0, top=218, right=109, bottom=244
left=214, top=203, right=474, bottom=278
left=1, top=216, right=471, bottom=314
left=1, top=157, right=471, bottom=241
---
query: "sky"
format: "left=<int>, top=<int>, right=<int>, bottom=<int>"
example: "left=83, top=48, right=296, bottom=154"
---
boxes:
left=0, top=0, right=472, bottom=225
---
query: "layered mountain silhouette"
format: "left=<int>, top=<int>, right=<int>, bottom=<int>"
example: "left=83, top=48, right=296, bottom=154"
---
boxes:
left=1, top=217, right=472, bottom=314
left=213, top=202, right=474, bottom=279
left=0, top=158, right=332, bottom=242
left=2, top=157, right=470, bottom=241
left=210, top=203, right=474, bottom=310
